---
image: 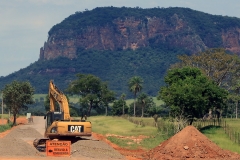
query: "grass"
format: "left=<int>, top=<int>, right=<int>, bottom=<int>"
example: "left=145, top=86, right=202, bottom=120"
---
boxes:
left=224, top=118, right=240, bottom=132
left=89, top=116, right=158, bottom=136
left=200, top=126, right=240, bottom=154
left=0, top=123, right=11, bottom=132
left=88, top=116, right=164, bottom=149
left=0, top=114, right=9, bottom=119
left=0, top=114, right=12, bottom=132
left=129, top=117, right=157, bottom=126
left=89, top=116, right=240, bottom=152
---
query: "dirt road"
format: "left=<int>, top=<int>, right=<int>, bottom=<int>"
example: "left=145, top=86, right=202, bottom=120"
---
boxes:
left=0, top=116, right=127, bottom=160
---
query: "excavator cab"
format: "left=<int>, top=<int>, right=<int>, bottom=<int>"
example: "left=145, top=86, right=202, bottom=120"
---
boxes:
left=44, top=112, right=64, bottom=131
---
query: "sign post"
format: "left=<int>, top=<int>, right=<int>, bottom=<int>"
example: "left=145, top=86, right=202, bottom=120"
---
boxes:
left=46, top=140, right=71, bottom=157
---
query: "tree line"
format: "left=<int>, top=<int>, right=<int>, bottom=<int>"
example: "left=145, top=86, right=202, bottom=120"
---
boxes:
left=2, top=48, right=240, bottom=127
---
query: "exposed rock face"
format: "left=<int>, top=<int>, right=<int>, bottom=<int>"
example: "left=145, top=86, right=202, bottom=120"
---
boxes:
left=222, top=27, right=240, bottom=53
left=39, top=10, right=240, bottom=60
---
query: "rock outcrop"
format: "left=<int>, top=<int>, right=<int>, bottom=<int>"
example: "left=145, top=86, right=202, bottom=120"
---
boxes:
left=39, top=7, right=240, bottom=60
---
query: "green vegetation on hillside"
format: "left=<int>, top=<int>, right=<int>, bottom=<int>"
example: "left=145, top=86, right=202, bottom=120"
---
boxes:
left=0, top=47, right=181, bottom=97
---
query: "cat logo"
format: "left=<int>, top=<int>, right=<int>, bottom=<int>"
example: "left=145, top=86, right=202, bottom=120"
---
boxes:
left=68, top=125, right=83, bottom=132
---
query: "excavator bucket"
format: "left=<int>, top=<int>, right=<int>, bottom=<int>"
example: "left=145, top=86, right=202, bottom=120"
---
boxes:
left=33, top=138, right=49, bottom=152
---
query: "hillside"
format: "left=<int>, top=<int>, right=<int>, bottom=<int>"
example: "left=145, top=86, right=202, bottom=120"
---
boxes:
left=1, top=6, right=240, bottom=97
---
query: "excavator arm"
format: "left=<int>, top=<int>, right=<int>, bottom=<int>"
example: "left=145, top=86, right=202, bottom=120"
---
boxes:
left=49, top=80, right=70, bottom=120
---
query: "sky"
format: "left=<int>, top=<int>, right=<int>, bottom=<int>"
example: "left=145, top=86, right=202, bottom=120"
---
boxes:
left=1, top=0, right=240, bottom=77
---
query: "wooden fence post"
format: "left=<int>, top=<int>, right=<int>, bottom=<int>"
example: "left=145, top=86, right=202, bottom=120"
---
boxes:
left=238, top=133, right=240, bottom=145
left=224, top=121, right=226, bottom=133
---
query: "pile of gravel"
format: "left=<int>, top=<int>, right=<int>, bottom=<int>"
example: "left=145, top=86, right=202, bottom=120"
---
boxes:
left=71, top=138, right=125, bottom=159
left=0, top=127, right=43, bottom=157
left=4, top=127, right=43, bottom=139
left=0, top=119, right=126, bottom=160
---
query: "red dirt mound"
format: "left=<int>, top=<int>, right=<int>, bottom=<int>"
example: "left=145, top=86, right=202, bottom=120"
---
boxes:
left=142, top=125, right=240, bottom=160
left=0, top=117, right=28, bottom=125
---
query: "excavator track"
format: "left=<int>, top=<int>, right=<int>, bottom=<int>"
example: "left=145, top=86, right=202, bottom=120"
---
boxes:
left=33, top=138, right=49, bottom=152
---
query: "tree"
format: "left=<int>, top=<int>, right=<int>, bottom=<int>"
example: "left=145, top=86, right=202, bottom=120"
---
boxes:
left=120, top=93, right=126, bottom=115
left=137, top=93, right=148, bottom=117
left=128, top=76, right=143, bottom=116
left=226, top=65, right=240, bottom=118
left=68, top=73, right=115, bottom=116
left=158, top=67, right=228, bottom=125
left=44, top=94, right=50, bottom=112
left=100, top=82, right=115, bottom=116
left=227, top=79, right=240, bottom=119
left=2, top=80, right=34, bottom=126
left=112, top=99, right=128, bottom=116
left=171, top=48, right=240, bottom=88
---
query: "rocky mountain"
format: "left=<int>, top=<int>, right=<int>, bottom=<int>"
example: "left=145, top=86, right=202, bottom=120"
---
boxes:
left=1, top=7, right=240, bottom=97
left=40, top=7, right=240, bottom=61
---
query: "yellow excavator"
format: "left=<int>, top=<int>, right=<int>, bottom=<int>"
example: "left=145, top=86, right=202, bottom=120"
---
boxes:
left=33, top=80, right=92, bottom=151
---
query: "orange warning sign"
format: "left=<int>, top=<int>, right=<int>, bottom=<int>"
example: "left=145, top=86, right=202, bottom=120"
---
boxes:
left=46, top=140, right=71, bottom=157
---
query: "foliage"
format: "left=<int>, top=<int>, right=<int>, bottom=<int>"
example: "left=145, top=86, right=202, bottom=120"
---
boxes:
left=0, top=47, right=182, bottom=97
left=0, top=123, right=12, bottom=133
left=171, top=48, right=240, bottom=88
left=100, top=82, right=115, bottom=116
left=171, top=48, right=240, bottom=118
left=137, top=93, right=148, bottom=117
left=112, top=99, right=128, bottom=116
left=44, top=94, right=50, bottom=112
left=2, top=80, right=35, bottom=126
left=129, top=76, right=143, bottom=116
left=158, top=67, right=228, bottom=124
left=137, top=93, right=156, bottom=117
left=120, top=93, right=126, bottom=115
left=67, top=73, right=114, bottom=116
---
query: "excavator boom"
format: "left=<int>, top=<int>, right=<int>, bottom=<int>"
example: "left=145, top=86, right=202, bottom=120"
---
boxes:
left=33, top=80, right=92, bottom=151
left=49, top=80, right=70, bottom=120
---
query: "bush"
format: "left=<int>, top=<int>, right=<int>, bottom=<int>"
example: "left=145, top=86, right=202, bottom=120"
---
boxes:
left=0, top=123, right=11, bottom=132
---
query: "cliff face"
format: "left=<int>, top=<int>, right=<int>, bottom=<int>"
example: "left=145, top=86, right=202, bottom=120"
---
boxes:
left=39, top=7, right=240, bottom=60
left=222, top=27, right=240, bottom=53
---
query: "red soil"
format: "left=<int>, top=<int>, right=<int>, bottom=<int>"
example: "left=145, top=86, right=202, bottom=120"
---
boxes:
left=1, top=118, right=240, bottom=160
left=0, top=117, right=28, bottom=125
left=142, top=125, right=240, bottom=160
left=92, top=132, right=146, bottom=160
left=0, top=117, right=28, bottom=138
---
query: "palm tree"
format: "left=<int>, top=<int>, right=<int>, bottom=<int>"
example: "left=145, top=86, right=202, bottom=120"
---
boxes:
left=128, top=76, right=143, bottom=116
left=137, top=93, right=148, bottom=117
left=121, top=93, right=126, bottom=115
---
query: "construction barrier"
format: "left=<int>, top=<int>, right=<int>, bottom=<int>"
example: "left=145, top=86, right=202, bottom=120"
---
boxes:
left=46, top=140, right=71, bottom=157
